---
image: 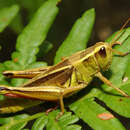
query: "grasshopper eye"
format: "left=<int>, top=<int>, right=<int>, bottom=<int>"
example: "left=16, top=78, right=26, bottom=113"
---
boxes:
left=99, top=47, right=106, bottom=57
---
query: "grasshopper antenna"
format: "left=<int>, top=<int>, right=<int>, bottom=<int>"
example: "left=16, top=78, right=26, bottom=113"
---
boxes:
left=110, top=18, right=130, bottom=47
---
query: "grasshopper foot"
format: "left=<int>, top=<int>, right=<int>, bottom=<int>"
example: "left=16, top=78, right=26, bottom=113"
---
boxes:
left=56, top=112, right=63, bottom=121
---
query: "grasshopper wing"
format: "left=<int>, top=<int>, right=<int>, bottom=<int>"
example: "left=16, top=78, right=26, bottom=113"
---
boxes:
left=22, top=58, right=74, bottom=87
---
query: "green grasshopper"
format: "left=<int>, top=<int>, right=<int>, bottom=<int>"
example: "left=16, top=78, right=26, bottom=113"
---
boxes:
left=0, top=18, right=129, bottom=119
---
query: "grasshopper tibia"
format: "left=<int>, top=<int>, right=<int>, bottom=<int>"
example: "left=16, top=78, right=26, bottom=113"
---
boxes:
left=96, top=72, right=129, bottom=97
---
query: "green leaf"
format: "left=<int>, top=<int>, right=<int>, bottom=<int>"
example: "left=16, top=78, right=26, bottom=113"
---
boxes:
left=4, top=61, right=21, bottom=70
left=0, top=113, right=44, bottom=130
left=37, top=40, right=53, bottom=58
left=0, top=111, right=80, bottom=130
left=0, top=5, right=19, bottom=32
left=27, top=62, right=47, bottom=69
left=0, top=63, right=9, bottom=85
left=70, top=98, right=125, bottom=130
left=32, top=114, right=48, bottom=130
left=0, top=0, right=17, bottom=8
left=0, top=63, right=7, bottom=100
left=54, top=8, right=95, bottom=64
left=58, top=112, right=79, bottom=127
left=13, top=0, right=59, bottom=66
left=46, top=110, right=80, bottom=130
left=0, top=114, right=29, bottom=130
left=98, top=83, right=130, bottom=118
left=63, top=125, right=81, bottom=130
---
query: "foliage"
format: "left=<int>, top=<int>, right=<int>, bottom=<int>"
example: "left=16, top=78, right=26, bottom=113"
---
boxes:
left=0, top=0, right=130, bottom=129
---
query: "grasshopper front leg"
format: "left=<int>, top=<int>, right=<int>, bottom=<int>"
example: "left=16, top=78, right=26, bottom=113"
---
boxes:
left=95, top=72, right=129, bottom=97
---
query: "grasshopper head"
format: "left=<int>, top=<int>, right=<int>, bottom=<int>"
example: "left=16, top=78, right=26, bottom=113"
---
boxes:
left=94, top=42, right=113, bottom=71
left=95, top=18, right=130, bottom=71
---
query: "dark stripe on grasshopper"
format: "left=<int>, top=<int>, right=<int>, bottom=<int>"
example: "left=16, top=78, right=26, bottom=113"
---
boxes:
left=2, top=67, right=50, bottom=79
left=3, top=72, right=14, bottom=77
left=0, top=87, right=10, bottom=91
left=3, top=71, right=40, bottom=79
left=4, top=90, right=64, bottom=101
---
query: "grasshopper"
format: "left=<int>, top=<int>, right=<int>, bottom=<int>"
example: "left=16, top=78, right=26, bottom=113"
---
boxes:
left=0, top=18, right=130, bottom=119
